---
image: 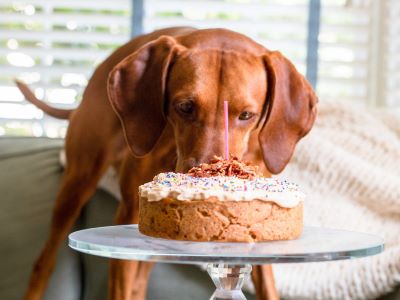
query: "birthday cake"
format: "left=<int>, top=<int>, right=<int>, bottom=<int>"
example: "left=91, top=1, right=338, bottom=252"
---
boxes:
left=138, top=156, right=304, bottom=242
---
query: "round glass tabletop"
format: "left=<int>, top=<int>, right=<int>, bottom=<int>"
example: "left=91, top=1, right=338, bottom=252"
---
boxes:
left=68, top=225, right=384, bottom=264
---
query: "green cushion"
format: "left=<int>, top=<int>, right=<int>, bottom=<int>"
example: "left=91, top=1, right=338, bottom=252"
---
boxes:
left=0, top=137, right=80, bottom=300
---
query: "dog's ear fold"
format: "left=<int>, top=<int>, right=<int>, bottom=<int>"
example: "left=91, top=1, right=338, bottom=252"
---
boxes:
left=259, top=51, right=318, bottom=174
left=108, top=36, right=182, bottom=157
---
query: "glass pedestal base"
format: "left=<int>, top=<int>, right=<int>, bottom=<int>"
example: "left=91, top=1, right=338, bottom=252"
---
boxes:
left=207, top=263, right=252, bottom=300
left=69, top=225, right=384, bottom=300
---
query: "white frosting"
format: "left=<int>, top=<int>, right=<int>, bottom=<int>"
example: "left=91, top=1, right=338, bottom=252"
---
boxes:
left=139, top=172, right=305, bottom=208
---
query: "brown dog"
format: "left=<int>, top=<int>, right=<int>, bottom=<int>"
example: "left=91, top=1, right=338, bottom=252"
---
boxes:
left=15, top=26, right=317, bottom=300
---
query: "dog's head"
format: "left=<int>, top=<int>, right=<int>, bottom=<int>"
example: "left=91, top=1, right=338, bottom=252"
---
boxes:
left=108, top=29, right=317, bottom=174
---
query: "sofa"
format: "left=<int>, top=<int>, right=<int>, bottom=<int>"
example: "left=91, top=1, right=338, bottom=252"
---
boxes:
left=0, top=137, right=398, bottom=300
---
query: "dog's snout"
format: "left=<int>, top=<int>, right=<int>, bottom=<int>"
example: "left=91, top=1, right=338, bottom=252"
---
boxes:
left=181, top=157, right=199, bottom=172
left=177, top=155, right=218, bottom=173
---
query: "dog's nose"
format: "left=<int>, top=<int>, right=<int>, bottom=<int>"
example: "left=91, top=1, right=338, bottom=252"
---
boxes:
left=178, top=154, right=223, bottom=173
left=178, top=157, right=209, bottom=173
left=182, top=157, right=199, bottom=171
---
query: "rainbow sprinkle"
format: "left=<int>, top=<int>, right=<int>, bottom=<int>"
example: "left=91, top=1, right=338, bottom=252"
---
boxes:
left=145, top=172, right=301, bottom=194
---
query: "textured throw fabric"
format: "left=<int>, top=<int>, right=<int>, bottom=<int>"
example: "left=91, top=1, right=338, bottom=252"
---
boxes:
left=90, top=100, right=400, bottom=300
left=271, top=101, right=400, bottom=299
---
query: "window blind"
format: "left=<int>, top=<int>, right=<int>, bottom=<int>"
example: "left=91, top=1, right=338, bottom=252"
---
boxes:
left=144, top=0, right=309, bottom=74
left=0, top=0, right=131, bottom=137
left=317, top=0, right=371, bottom=104
left=318, top=0, right=399, bottom=110
left=1, top=0, right=397, bottom=138
left=144, top=0, right=400, bottom=110
left=138, top=0, right=400, bottom=110
left=383, top=0, right=400, bottom=109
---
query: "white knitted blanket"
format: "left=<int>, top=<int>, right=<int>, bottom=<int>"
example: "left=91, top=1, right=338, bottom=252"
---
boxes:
left=271, top=101, right=400, bottom=299
left=64, top=100, right=400, bottom=299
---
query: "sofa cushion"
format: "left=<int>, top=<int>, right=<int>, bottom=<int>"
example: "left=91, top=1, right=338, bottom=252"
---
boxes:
left=0, top=137, right=81, bottom=300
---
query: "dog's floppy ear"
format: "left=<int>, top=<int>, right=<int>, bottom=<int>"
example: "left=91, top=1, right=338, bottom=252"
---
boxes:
left=259, top=51, right=318, bottom=174
left=108, top=36, right=182, bottom=157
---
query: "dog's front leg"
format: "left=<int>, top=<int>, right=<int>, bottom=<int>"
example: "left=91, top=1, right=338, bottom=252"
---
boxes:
left=24, top=148, right=111, bottom=300
left=109, top=156, right=155, bottom=300
left=108, top=202, right=154, bottom=300
left=109, top=258, right=154, bottom=300
left=251, top=265, right=279, bottom=300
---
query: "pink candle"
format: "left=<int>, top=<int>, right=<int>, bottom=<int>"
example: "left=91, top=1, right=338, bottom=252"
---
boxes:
left=224, top=101, right=229, bottom=160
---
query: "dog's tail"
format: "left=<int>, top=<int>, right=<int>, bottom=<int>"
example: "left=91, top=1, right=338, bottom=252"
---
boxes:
left=14, top=79, right=73, bottom=120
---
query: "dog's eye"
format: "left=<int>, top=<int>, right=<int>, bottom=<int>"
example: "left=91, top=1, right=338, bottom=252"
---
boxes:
left=238, top=111, right=254, bottom=120
left=176, top=102, right=194, bottom=115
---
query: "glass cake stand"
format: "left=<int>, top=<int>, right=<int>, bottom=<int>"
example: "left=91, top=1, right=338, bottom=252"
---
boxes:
left=69, top=225, right=383, bottom=300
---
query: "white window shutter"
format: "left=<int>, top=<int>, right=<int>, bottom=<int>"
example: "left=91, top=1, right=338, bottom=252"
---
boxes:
left=317, top=0, right=371, bottom=104
left=0, top=0, right=131, bottom=137
left=383, top=0, right=400, bottom=108
left=318, top=0, right=400, bottom=110
left=144, top=0, right=309, bottom=74
left=1, top=0, right=398, bottom=137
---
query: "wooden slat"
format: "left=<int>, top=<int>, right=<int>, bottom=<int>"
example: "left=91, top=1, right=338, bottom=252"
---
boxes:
left=0, top=13, right=130, bottom=27
left=144, top=17, right=307, bottom=35
left=0, top=30, right=129, bottom=44
left=146, top=0, right=309, bottom=17
left=0, top=103, right=43, bottom=119
left=0, top=47, right=111, bottom=61
left=319, top=41, right=369, bottom=50
left=0, top=99, right=75, bottom=109
left=245, top=38, right=305, bottom=48
left=317, top=76, right=367, bottom=85
left=0, top=65, right=94, bottom=77
left=1, top=0, right=130, bottom=10
left=319, top=60, right=368, bottom=69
